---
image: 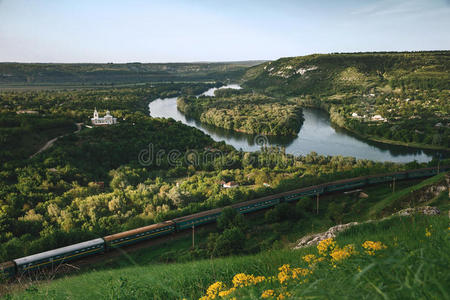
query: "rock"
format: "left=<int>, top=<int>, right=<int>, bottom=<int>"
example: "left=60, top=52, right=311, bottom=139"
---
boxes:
left=395, top=206, right=440, bottom=216
left=293, top=222, right=358, bottom=249
left=293, top=206, right=441, bottom=250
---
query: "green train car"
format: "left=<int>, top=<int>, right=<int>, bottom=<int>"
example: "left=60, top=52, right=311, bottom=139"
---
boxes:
left=324, top=179, right=366, bottom=193
left=173, top=207, right=223, bottom=231
left=232, top=195, right=282, bottom=213
left=104, top=221, right=175, bottom=248
left=407, top=168, right=438, bottom=179
left=282, top=187, right=325, bottom=202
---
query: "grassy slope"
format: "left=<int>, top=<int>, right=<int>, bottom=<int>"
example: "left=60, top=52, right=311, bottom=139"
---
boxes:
left=7, top=216, right=449, bottom=299
left=2, top=174, right=448, bottom=299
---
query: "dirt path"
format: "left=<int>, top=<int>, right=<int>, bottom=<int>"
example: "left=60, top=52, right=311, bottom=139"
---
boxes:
left=30, top=123, right=82, bottom=158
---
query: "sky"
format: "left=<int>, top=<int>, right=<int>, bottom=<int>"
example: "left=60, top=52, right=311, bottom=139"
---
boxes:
left=0, top=0, right=449, bottom=63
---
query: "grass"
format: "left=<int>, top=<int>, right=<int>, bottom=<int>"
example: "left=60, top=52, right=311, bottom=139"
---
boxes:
left=368, top=172, right=448, bottom=217
left=5, top=215, right=448, bottom=299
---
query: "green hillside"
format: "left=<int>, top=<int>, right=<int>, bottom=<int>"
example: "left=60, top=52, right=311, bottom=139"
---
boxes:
left=1, top=173, right=448, bottom=299
left=243, top=51, right=450, bottom=95
left=242, top=51, right=450, bottom=149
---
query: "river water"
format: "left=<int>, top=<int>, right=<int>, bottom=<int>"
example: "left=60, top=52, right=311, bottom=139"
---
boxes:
left=149, top=84, right=443, bottom=163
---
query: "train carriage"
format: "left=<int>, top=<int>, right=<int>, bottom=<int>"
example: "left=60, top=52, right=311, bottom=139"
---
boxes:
left=282, top=186, right=325, bottom=202
left=0, top=261, right=16, bottom=278
left=231, top=194, right=282, bottom=213
left=407, top=167, right=439, bottom=179
left=104, top=221, right=175, bottom=248
left=14, top=238, right=105, bottom=273
left=324, top=178, right=366, bottom=193
left=173, top=207, right=223, bottom=231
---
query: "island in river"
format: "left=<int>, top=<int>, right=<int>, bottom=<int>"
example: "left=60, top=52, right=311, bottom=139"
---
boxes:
left=177, top=91, right=304, bottom=136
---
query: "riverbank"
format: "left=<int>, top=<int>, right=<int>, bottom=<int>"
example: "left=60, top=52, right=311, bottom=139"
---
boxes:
left=149, top=90, right=441, bottom=162
left=298, top=101, right=450, bottom=152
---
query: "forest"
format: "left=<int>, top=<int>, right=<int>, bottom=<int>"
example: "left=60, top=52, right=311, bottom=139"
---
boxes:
left=177, top=91, right=304, bottom=135
left=0, top=82, right=218, bottom=161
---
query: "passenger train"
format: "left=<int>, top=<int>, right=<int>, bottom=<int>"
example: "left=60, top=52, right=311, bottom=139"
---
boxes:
left=0, top=166, right=447, bottom=278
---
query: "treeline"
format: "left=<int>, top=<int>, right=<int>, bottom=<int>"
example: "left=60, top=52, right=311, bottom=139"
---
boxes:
left=177, top=93, right=304, bottom=136
left=0, top=61, right=261, bottom=84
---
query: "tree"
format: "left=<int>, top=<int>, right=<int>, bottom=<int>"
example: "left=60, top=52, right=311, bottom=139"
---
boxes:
left=217, top=207, right=246, bottom=231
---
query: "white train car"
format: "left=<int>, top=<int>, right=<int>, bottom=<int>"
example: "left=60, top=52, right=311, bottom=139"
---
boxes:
left=14, top=238, right=105, bottom=273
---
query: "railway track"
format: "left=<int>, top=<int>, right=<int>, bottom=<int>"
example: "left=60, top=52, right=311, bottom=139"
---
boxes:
left=1, top=166, right=448, bottom=279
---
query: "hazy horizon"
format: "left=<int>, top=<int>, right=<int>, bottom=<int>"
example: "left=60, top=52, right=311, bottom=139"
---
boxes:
left=1, top=0, right=449, bottom=63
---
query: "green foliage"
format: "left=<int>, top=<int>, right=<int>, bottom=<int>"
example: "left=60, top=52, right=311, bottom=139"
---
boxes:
left=264, top=203, right=297, bottom=223
left=207, top=227, right=246, bottom=257
left=177, top=93, right=303, bottom=135
left=217, top=207, right=246, bottom=231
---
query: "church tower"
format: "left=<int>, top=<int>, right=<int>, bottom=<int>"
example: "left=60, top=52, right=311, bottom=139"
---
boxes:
left=93, top=108, right=98, bottom=119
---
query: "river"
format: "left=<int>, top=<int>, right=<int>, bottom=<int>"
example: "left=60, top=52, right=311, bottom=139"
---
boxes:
left=149, top=84, right=443, bottom=163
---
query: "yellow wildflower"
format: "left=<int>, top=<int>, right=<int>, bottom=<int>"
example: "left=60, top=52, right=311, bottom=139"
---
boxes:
left=201, top=281, right=226, bottom=299
left=330, top=244, right=356, bottom=262
left=303, top=254, right=316, bottom=264
left=425, top=226, right=432, bottom=237
left=261, top=290, right=275, bottom=298
left=218, top=288, right=236, bottom=297
left=232, top=273, right=264, bottom=287
left=291, top=267, right=311, bottom=279
left=317, top=238, right=336, bottom=256
left=277, top=293, right=285, bottom=300
left=362, top=241, right=387, bottom=256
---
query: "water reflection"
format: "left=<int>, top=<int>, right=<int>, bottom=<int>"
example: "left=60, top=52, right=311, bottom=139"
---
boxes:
left=149, top=85, right=446, bottom=163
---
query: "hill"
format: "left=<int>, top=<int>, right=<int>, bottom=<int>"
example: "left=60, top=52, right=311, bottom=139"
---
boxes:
left=242, top=51, right=450, bottom=150
left=1, top=172, right=448, bottom=299
left=0, top=61, right=263, bottom=86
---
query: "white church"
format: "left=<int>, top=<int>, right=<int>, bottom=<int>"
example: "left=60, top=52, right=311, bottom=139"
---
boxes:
left=91, top=109, right=117, bottom=126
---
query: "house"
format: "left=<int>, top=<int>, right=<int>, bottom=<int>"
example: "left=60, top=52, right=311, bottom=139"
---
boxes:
left=222, top=181, right=239, bottom=188
left=91, top=109, right=117, bottom=126
left=16, top=110, right=38, bottom=114
left=371, top=114, right=386, bottom=122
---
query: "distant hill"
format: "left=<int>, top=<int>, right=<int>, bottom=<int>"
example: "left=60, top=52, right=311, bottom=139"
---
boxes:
left=242, top=51, right=450, bottom=150
left=242, top=51, right=450, bottom=95
left=0, top=61, right=265, bottom=85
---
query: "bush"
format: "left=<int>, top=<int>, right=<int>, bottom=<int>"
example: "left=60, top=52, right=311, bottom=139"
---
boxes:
left=217, top=207, right=246, bottom=231
left=265, top=203, right=297, bottom=223
left=207, top=227, right=246, bottom=257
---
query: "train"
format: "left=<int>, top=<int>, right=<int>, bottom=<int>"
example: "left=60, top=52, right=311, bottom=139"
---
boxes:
left=0, top=166, right=448, bottom=278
